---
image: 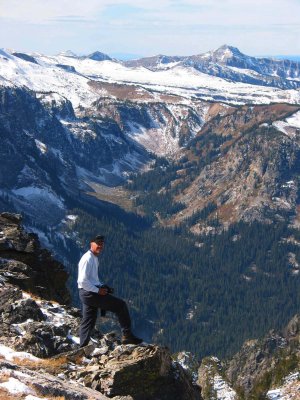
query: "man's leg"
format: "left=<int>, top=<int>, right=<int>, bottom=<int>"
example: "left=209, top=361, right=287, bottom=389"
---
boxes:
left=98, top=294, right=131, bottom=333
left=79, top=290, right=142, bottom=344
left=79, top=291, right=98, bottom=347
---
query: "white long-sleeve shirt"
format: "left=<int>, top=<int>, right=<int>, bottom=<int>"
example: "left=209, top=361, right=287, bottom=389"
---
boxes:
left=77, top=250, right=103, bottom=293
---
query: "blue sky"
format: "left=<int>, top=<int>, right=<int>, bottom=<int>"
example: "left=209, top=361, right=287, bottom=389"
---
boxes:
left=0, top=0, right=299, bottom=57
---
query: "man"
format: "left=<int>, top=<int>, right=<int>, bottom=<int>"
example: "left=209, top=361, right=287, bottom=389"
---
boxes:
left=78, top=235, right=143, bottom=347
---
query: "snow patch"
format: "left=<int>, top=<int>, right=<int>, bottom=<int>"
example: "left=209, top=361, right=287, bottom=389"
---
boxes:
left=67, top=333, right=80, bottom=345
left=34, top=139, right=47, bottom=153
left=213, top=374, right=237, bottom=400
left=12, top=186, right=64, bottom=209
left=0, top=344, right=39, bottom=362
left=267, top=388, right=283, bottom=400
left=0, top=377, right=34, bottom=395
left=286, top=110, right=300, bottom=129
left=66, top=214, right=78, bottom=221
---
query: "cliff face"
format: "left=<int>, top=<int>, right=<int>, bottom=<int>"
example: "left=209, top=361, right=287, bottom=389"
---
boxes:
left=0, top=212, right=201, bottom=400
left=225, top=314, right=300, bottom=398
left=198, top=315, right=300, bottom=400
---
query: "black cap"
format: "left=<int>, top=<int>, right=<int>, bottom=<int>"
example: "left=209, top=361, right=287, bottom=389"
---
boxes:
left=90, top=235, right=105, bottom=244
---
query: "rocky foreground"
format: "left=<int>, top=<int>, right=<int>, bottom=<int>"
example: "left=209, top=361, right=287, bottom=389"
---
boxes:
left=0, top=212, right=201, bottom=400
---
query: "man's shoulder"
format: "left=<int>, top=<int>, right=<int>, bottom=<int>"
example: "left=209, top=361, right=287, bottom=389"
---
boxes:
left=79, top=250, right=93, bottom=262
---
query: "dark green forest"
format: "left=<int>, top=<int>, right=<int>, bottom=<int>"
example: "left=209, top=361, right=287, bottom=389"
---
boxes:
left=62, top=205, right=300, bottom=360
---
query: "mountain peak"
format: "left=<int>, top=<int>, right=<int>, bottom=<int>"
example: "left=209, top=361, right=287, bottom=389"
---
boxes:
left=86, top=51, right=111, bottom=61
left=57, top=50, right=77, bottom=58
left=212, top=44, right=244, bottom=59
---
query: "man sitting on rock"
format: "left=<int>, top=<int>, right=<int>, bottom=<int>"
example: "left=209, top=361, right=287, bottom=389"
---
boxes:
left=78, top=235, right=143, bottom=347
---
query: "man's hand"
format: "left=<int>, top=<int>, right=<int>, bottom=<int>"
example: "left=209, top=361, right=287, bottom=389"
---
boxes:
left=98, top=287, right=108, bottom=296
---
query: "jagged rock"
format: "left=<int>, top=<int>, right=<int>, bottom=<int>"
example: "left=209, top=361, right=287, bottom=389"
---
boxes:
left=2, top=297, right=45, bottom=324
left=283, top=314, right=300, bottom=338
left=0, top=284, right=23, bottom=311
left=0, top=258, right=34, bottom=287
left=225, top=315, right=300, bottom=398
left=198, top=357, right=237, bottom=400
left=11, top=317, right=79, bottom=358
left=0, top=360, right=111, bottom=399
left=0, top=284, right=23, bottom=338
left=0, top=212, right=70, bottom=304
left=72, top=343, right=201, bottom=399
left=0, top=277, right=79, bottom=357
left=174, top=351, right=200, bottom=383
left=0, top=212, right=22, bottom=223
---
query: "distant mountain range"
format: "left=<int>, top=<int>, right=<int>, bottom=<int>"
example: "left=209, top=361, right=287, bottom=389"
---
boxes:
left=1, top=44, right=299, bottom=106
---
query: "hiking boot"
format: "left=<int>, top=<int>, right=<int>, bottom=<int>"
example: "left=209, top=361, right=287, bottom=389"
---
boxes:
left=121, top=332, right=143, bottom=345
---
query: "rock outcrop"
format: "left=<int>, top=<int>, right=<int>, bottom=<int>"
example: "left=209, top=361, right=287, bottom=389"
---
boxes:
left=0, top=212, right=70, bottom=304
left=198, top=315, right=300, bottom=400
left=225, top=314, right=300, bottom=398
left=0, top=359, right=110, bottom=400
left=66, top=342, right=200, bottom=400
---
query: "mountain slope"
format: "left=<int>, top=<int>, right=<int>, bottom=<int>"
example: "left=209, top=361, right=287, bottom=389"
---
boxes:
left=199, top=315, right=300, bottom=400
left=127, top=103, right=300, bottom=230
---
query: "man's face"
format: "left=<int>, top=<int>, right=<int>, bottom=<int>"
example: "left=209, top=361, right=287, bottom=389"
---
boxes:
left=90, top=241, right=104, bottom=255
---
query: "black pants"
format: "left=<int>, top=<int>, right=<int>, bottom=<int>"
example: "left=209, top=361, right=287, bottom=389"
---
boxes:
left=79, top=289, right=131, bottom=347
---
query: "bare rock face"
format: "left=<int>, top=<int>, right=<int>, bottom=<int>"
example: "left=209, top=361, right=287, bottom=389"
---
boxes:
left=225, top=315, right=300, bottom=398
left=0, top=212, right=70, bottom=304
left=71, top=343, right=201, bottom=400
left=198, top=357, right=237, bottom=400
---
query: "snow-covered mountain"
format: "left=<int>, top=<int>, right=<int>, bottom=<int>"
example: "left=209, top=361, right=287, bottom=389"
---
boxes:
left=125, top=45, right=300, bottom=90
left=1, top=46, right=300, bottom=107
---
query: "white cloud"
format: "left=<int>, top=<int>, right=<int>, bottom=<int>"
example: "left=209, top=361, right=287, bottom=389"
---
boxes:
left=0, top=0, right=171, bottom=22
left=1, top=0, right=299, bottom=25
left=0, top=0, right=299, bottom=55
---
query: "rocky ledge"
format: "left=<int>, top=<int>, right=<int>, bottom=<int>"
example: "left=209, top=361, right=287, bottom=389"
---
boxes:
left=0, top=213, right=201, bottom=399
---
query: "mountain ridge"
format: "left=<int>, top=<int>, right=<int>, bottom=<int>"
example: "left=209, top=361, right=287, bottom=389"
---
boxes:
left=1, top=45, right=300, bottom=106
